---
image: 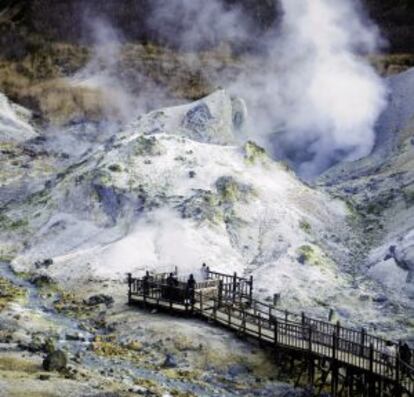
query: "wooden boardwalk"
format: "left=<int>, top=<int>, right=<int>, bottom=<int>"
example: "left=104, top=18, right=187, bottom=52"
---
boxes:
left=127, top=269, right=414, bottom=397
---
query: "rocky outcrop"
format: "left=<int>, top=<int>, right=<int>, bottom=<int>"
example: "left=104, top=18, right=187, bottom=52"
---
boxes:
left=0, top=0, right=277, bottom=48
left=0, top=93, right=37, bottom=142
left=42, top=350, right=67, bottom=372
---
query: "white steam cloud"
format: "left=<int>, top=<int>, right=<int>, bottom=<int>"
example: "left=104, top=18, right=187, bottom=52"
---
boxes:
left=74, top=0, right=387, bottom=178
left=226, top=0, right=387, bottom=178
left=73, top=17, right=137, bottom=121
left=147, top=0, right=388, bottom=178
left=268, top=0, right=387, bottom=177
left=148, top=0, right=252, bottom=51
left=72, top=17, right=173, bottom=124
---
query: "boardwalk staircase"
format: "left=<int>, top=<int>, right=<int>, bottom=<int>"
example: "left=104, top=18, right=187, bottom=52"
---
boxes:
left=127, top=268, right=414, bottom=397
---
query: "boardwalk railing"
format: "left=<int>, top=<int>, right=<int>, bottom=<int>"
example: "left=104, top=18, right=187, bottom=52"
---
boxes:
left=206, top=269, right=253, bottom=303
left=127, top=269, right=414, bottom=397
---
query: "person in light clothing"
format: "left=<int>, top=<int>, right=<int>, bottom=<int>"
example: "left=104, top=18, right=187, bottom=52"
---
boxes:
left=201, top=263, right=209, bottom=280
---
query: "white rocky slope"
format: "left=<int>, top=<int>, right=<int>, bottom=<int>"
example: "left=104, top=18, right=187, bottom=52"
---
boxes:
left=0, top=90, right=409, bottom=334
left=0, top=93, right=38, bottom=143
left=319, top=68, right=414, bottom=335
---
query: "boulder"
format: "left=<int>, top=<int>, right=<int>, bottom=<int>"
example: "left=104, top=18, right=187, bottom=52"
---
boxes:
left=162, top=353, right=177, bottom=368
left=34, top=258, right=53, bottom=269
left=84, top=294, right=114, bottom=307
left=30, top=274, right=54, bottom=287
left=42, top=350, right=67, bottom=372
left=228, top=364, right=249, bottom=377
left=182, top=103, right=214, bottom=139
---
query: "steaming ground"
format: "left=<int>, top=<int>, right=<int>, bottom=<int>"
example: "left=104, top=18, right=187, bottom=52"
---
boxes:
left=0, top=88, right=412, bottom=339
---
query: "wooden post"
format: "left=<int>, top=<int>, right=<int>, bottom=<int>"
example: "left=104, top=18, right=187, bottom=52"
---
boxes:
left=308, top=325, right=312, bottom=352
left=213, top=297, right=217, bottom=321
left=258, top=313, right=262, bottom=340
left=249, top=275, right=253, bottom=304
left=302, top=312, right=306, bottom=339
left=332, top=332, right=337, bottom=360
left=336, top=321, right=341, bottom=351
left=232, top=272, right=237, bottom=303
left=200, top=290, right=204, bottom=313
left=331, top=332, right=338, bottom=397
left=242, top=308, right=246, bottom=335
left=369, top=343, right=374, bottom=373
left=360, top=327, right=366, bottom=357
left=218, top=280, right=223, bottom=308
left=127, top=273, right=132, bottom=305
left=274, top=317, right=278, bottom=349
left=336, top=321, right=341, bottom=336
left=368, top=343, right=375, bottom=397
left=308, top=325, right=314, bottom=383
left=395, top=342, right=402, bottom=397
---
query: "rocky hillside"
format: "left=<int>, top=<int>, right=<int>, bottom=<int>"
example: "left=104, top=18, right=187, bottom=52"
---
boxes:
left=364, top=0, right=414, bottom=53
left=0, top=87, right=411, bottom=338
left=319, top=67, right=414, bottom=324
left=1, top=0, right=413, bottom=52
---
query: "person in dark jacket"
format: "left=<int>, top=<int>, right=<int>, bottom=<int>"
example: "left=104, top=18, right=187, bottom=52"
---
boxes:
left=142, top=271, right=150, bottom=297
left=186, top=274, right=196, bottom=304
left=400, top=342, right=412, bottom=374
left=166, top=272, right=178, bottom=300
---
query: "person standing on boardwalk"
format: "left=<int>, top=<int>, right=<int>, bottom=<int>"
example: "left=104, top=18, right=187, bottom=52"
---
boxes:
left=166, top=272, right=178, bottom=300
left=186, top=274, right=196, bottom=304
left=400, top=342, right=412, bottom=373
left=381, top=341, right=396, bottom=374
left=142, top=271, right=150, bottom=297
left=201, top=263, right=209, bottom=280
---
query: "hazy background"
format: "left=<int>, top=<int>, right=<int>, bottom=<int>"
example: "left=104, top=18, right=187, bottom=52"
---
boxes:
left=0, top=0, right=406, bottom=178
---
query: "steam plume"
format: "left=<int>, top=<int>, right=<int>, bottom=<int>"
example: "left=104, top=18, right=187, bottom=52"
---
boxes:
left=74, top=0, right=387, bottom=178
left=264, top=0, right=388, bottom=178
left=147, top=0, right=388, bottom=178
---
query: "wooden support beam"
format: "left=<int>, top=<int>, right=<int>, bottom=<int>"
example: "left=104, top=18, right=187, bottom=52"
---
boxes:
left=249, top=275, right=253, bottom=304
left=258, top=313, right=262, bottom=341
left=368, top=343, right=375, bottom=397
left=218, top=280, right=223, bottom=308
left=200, top=290, right=204, bottom=313
left=232, top=272, right=237, bottom=303
left=395, top=344, right=402, bottom=397
left=127, top=273, right=132, bottom=305
left=331, top=332, right=339, bottom=397
left=213, top=298, right=217, bottom=321
left=274, top=317, right=278, bottom=350
left=360, top=328, right=366, bottom=357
